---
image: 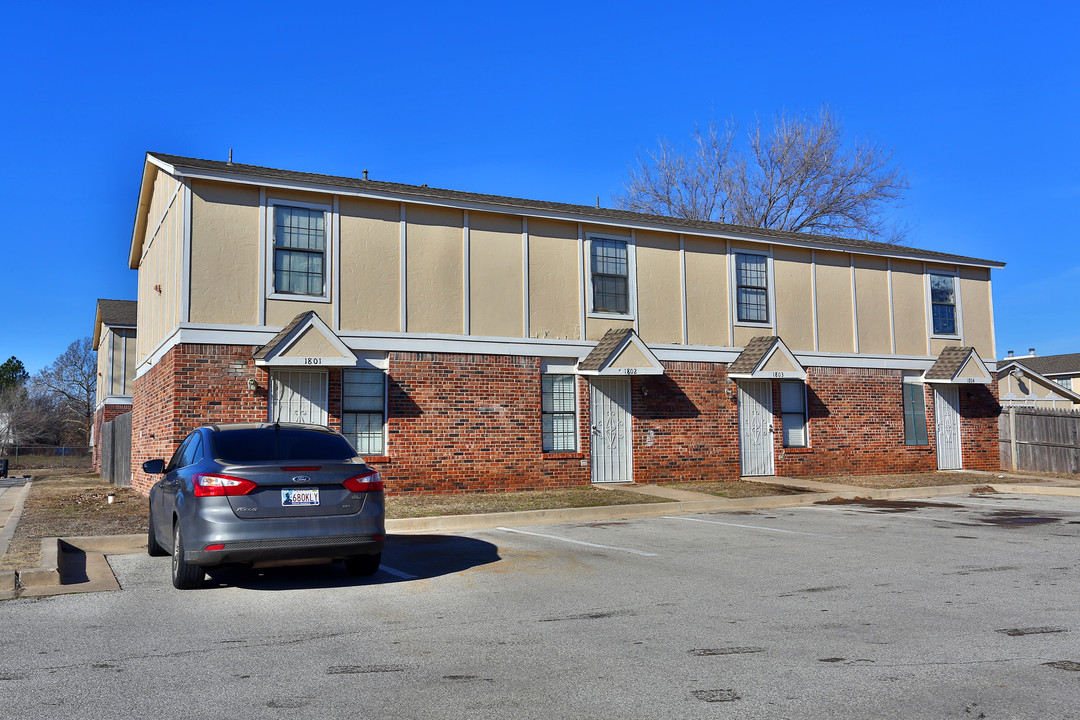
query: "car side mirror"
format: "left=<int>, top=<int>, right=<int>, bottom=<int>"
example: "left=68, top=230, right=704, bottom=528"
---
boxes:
left=142, top=459, right=166, bottom=474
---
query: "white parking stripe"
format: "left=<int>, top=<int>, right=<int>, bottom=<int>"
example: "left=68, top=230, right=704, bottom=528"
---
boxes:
left=663, top=516, right=847, bottom=539
left=379, top=565, right=417, bottom=580
left=496, top=527, right=658, bottom=556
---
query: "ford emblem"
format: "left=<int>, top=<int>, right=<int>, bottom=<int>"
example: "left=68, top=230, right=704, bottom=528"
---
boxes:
left=292, top=475, right=311, bottom=484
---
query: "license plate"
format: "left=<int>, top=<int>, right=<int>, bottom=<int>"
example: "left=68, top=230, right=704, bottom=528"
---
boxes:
left=282, top=488, right=319, bottom=506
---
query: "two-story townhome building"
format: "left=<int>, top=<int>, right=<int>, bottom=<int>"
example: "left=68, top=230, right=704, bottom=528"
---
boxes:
left=997, top=350, right=1080, bottom=409
left=91, top=298, right=137, bottom=473
left=125, top=152, right=1004, bottom=495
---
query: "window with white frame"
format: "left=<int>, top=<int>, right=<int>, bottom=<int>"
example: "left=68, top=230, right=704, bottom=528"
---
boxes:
left=342, top=369, right=386, bottom=455
left=1054, top=377, right=1073, bottom=390
left=273, top=204, right=327, bottom=297
left=902, top=377, right=929, bottom=446
left=735, top=252, right=769, bottom=323
left=541, top=374, right=577, bottom=452
left=929, top=273, right=957, bottom=336
left=590, top=237, right=630, bottom=315
left=780, top=381, right=807, bottom=447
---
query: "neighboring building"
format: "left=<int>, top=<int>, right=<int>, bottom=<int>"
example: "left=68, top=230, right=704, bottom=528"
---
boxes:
left=997, top=350, right=1080, bottom=409
left=92, top=299, right=137, bottom=472
left=124, top=152, right=1004, bottom=495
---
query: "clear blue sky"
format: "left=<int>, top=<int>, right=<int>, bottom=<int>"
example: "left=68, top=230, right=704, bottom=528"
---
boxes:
left=2, top=1, right=1077, bottom=374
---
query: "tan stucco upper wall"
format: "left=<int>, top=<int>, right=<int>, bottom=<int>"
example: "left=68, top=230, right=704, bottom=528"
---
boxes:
left=96, top=333, right=109, bottom=401
left=814, top=251, right=854, bottom=353
left=959, top=266, right=994, bottom=358
left=586, top=317, right=634, bottom=341
left=762, top=350, right=796, bottom=373
left=266, top=303, right=333, bottom=328
left=123, top=330, right=136, bottom=390
left=470, top=212, right=524, bottom=338
left=282, top=327, right=349, bottom=360
left=891, top=260, right=928, bottom=356
left=854, top=256, right=891, bottom=354
left=684, top=235, right=730, bottom=347
left=110, top=331, right=124, bottom=395
left=136, top=169, right=184, bottom=361
left=773, top=247, right=814, bottom=351
left=406, top=205, right=464, bottom=334
left=635, top=230, right=682, bottom=344
left=956, top=358, right=986, bottom=380
left=1000, top=373, right=1071, bottom=401
left=530, top=219, right=580, bottom=340
left=339, top=197, right=400, bottom=332
left=610, top=342, right=651, bottom=369
left=190, top=181, right=260, bottom=325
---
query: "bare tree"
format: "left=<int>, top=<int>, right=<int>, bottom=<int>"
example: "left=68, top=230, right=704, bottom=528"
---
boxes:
left=0, top=385, right=52, bottom=451
left=34, top=337, right=97, bottom=446
left=616, top=107, right=910, bottom=244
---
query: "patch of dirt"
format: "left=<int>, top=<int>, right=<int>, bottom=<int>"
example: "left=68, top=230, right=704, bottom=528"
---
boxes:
left=386, top=486, right=671, bottom=519
left=814, top=472, right=1044, bottom=489
left=657, top=480, right=803, bottom=498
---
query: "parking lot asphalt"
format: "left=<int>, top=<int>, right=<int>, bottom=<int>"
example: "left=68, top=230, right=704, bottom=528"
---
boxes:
left=1, top=491, right=1078, bottom=719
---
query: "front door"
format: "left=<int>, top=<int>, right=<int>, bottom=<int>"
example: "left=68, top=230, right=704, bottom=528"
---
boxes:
left=738, top=380, right=775, bottom=476
left=271, top=371, right=329, bottom=425
left=934, top=384, right=962, bottom=470
left=590, top=378, right=632, bottom=483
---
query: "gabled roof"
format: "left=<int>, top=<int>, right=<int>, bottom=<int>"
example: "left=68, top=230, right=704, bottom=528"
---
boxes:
left=577, top=329, right=664, bottom=376
left=93, top=299, right=137, bottom=345
left=132, top=152, right=1006, bottom=271
left=728, top=336, right=806, bottom=380
left=1001, top=353, right=1080, bottom=377
left=924, top=346, right=992, bottom=384
left=253, top=311, right=356, bottom=367
left=997, top=360, right=1080, bottom=403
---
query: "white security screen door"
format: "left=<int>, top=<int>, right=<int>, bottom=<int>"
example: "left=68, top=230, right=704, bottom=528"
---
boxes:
left=934, top=384, right=962, bottom=470
left=271, top=371, right=329, bottom=426
left=590, top=378, right=633, bottom=483
left=738, top=380, right=775, bottom=476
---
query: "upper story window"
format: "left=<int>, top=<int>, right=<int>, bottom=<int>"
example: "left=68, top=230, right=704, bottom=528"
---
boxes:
left=1054, top=377, right=1073, bottom=390
left=589, top=236, right=631, bottom=316
left=735, top=252, right=769, bottom=323
left=930, top=273, right=957, bottom=336
left=274, top=204, right=327, bottom=297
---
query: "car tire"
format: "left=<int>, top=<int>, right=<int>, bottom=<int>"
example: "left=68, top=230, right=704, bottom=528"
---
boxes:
left=344, top=552, right=381, bottom=577
left=171, top=523, right=205, bottom=590
left=147, top=503, right=168, bottom=557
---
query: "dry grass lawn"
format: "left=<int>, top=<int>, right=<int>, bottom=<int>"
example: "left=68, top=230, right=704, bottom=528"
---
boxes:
left=815, top=471, right=1045, bottom=489
left=658, top=480, right=805, bottom=498
left=386, top=486, right=671, bottom=519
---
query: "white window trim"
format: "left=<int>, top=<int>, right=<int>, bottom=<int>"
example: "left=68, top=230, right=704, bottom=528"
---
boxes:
left=730, top=247, right=776, bottom=329
left=585, top=232, right=637, bottom=321
left=780, top=379, right=809, bottom=448
left=927, top=269, right=962, bottom=340
left=342, top=366, right=389, bottom=457
left=264, top=197, right=335, bottom=304
left=541, top=372, right=580, bottom=452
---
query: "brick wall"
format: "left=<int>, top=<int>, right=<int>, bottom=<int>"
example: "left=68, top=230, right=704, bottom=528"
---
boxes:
left=91, top=403, right=132, bottom=473
left=958, top=382, right=1001, bottom=471
left=365, top=352, right=591, bottom=494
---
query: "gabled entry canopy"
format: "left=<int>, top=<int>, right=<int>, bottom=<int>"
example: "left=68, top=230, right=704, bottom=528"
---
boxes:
left=728, top=336, right=806, bottom=380
left=923, top=346, right=993, bottom=385
left=577, top=328, right=665, bottom=376
left=253, top=311, right=356, bottom=367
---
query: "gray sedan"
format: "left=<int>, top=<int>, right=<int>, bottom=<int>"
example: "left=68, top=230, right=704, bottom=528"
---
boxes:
left=143, top=423, right=385, bottom=589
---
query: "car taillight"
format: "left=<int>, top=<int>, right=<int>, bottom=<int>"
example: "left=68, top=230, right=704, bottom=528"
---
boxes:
left=193, top=473, right=257, bottom=497
left=344, top=470, right=383, bottom=492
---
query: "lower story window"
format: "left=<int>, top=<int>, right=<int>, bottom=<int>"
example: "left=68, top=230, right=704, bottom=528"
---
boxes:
left=343, top=369, right=386, bottom=455
left=903, top=379, right=929, bottom=446
left=271, top=371, right=329, bottom=426
left=542, top=374, right=577, bottom=452
left=780, top=380, right=807, bottom=447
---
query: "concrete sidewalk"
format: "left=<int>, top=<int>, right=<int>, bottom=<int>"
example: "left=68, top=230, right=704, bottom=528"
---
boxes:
left=4, top=471, right=1080, bottom=600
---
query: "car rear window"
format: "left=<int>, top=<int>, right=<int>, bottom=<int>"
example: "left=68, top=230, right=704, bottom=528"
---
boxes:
left=211, top=428, right=358, bottom=463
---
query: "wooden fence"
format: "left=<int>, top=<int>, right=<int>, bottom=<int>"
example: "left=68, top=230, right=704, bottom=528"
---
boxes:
left=999, top=406, right=1080, bottom=473
left=100, top=411, right=132, bottom=487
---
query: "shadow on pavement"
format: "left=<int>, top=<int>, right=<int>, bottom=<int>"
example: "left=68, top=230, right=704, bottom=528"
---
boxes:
left=203, top=533, right=501, bottom=591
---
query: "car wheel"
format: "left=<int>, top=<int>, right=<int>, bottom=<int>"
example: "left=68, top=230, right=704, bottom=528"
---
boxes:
left=147, top=503, right=167, bottom=557
left=171, top=523, right=205, bottom=590
left=344, top=552, right=381, bottom=577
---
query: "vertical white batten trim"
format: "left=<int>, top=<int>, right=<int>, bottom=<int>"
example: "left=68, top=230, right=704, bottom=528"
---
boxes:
left=679, top=234, right=688, bottom=345
left=578, top=224, right=586, bottom=341
left=954, top=265, right=965, bottom=345
left=106, top=334, right=114, bottom=400
left=987, top=275, right=997, bottom=359
left=180, top=180, right=192, bottom=323
left=630, top=229, right=639, bottom=334
left=725, top=239, right=733, bottom=344
left=463, top=210, right=470, bottom=335
left=333, top=196, right=341, bottom=331
left=258, top=188, right=267, bottom=326
left=850, top=256, right=859, bottom=354
left=923, top=263, right=931, bottom=355
left=399, top=204, right=407, bottom=333
left=810, top=250, right=819, bottom=352
left=887, top=259, right=896, bottom=354
left=522, top=218, right=530, bottom=338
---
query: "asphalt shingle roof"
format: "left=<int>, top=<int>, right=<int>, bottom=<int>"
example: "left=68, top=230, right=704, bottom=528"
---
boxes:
left=578, top=329, right=632, bottom=372
left=728, top=336, right=778, bottom=375
left=97, top=298, right=137, bottom=327
left=1005, top=353, right=1080, bottom=377
left=147, top=152, right=1004, bottom=269
left=924, top=346, right=975, bottom=380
